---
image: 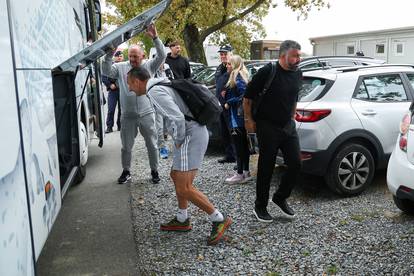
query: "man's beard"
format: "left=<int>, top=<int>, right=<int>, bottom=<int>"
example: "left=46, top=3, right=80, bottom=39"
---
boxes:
left=287, top=62, right=300, bottom=71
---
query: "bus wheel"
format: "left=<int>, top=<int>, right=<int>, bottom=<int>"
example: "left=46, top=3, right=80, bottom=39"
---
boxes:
left=75, top=122, right=88, bottom=184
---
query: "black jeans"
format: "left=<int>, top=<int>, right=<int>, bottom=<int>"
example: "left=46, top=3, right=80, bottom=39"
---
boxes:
left=231, top=127, right=250, bottom=174
left=220, top=111, right=236, bottom=160
left=255, top=120, right=302, bottom=210
left=106, top=90, right=121, bottom=128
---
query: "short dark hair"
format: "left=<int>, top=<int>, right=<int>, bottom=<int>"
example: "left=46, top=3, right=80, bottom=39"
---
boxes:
left=169, top=40, right=180, bottom=47
left=128, top=66, right=150, bottom=81
left=279, top=40, right=301, bottom=57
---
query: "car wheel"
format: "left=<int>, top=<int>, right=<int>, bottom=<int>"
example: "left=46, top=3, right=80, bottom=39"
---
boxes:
left=393, top=196, right=414, bottom=215
left=325, top=143, right=375, bottom=196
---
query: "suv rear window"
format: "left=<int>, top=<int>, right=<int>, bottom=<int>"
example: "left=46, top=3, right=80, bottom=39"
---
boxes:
left=299, top=77, right=333, bottom=102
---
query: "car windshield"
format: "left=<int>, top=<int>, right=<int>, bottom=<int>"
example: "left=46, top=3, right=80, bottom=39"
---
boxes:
left=298, top=77, right=330, bottom=102
left=194, top=67, right=215, bottom=86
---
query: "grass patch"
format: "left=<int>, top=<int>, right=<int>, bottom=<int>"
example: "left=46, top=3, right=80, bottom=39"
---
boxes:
left=350, top=214, right=365, bottom=222
left=266, top=272, right=281, bottom=276
left=302, top=250, right=311, bottom=257
left=243, top=247, right=253, bottom=256
left=338, top=219, right=349, bottom=226
left=326, top=264, right=338, bottom=275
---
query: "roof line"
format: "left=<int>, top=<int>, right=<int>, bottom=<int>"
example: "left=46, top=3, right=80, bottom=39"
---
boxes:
left=309, top=26, right=414, bottom=41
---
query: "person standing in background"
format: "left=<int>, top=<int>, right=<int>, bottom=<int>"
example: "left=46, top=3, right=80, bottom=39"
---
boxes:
left=215, top=45, right=236, bottom=164
left=165, top=41, right=191, bottom=79
left=102, top=50, right=123, bottom=133
left=223, top=55, right=252, bottom=184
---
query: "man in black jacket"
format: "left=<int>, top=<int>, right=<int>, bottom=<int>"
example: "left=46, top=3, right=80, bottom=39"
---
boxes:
left=102, top=50, right=123, bottom=133
left=243, top=40, right=303, bottom=223
left=165, top=41, right=191, bottom=79
left=215, top=45, right=236, bottom=164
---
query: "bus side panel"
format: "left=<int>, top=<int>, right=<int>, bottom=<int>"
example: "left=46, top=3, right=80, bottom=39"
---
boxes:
left=0, top=0, right=35, bottom=274
left=8, top=0, right=78, bottom=259
left=15, top=70, right=61, bottom=260
left=10, top=0, right=87, bottom=70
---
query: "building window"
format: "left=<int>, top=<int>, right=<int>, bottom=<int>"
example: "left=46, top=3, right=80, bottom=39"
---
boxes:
left=394, top=42, right=404, bottom=56
left=347, top=45, right=355, bottom=55
left=376, top=44, right=385, bottom=55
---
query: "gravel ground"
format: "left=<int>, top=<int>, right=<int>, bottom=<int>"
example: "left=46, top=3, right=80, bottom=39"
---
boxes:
left=129, top=137, right=414, bottom=275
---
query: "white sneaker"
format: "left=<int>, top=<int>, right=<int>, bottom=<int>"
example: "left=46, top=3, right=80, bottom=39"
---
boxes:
left=225, top=173, right=244, bottom=184
left=242, top=171, right=253, bottom=182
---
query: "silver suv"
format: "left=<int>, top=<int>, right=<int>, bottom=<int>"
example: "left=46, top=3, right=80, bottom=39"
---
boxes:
left=296, top=65, right=414, bottom=195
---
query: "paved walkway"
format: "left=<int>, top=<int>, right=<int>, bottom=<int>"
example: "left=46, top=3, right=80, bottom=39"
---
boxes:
left=37, top=132, right=137, bottom=275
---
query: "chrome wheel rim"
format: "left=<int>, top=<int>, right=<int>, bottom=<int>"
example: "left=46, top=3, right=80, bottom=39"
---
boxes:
left=338, top=151, right=370, bottom=190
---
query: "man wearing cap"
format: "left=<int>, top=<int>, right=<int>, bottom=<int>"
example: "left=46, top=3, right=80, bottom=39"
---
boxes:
left=215, top=45, right=236, bottom=164
left=102, top=51, right=123, bottom=133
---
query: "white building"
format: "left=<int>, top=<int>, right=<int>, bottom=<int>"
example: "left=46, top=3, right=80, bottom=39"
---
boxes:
left=310, top=26, right=414, bottom=63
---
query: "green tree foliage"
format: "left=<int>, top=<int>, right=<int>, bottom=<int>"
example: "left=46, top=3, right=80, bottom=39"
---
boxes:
left=105, top=0, right=328, bottom=63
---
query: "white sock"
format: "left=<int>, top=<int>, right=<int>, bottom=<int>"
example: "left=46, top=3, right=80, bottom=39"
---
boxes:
left=209, top=209, right=224, bottom=222
left=176, top=208, right=188, bottom=223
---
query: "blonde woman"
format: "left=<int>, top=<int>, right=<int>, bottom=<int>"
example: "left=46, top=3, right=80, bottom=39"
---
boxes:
left=223, top=55, right=252, bottom=184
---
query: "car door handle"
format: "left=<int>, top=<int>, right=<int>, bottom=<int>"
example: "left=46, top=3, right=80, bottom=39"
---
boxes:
left=361, top=110, right=377, bottom=116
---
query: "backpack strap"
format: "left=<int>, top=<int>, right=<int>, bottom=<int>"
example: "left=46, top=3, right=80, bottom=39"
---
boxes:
left=149, top=82, right=196, bottom=122
left=258, top=61, right=277, bottom=98
left=252, top=62, right=277, bottom=119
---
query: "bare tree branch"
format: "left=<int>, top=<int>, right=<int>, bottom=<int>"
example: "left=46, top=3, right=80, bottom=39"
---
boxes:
left=200, top=0, right=266, bottom=41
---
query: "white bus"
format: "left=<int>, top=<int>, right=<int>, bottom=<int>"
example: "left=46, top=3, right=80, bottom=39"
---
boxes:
left=0, top=0, right=171, bottom=274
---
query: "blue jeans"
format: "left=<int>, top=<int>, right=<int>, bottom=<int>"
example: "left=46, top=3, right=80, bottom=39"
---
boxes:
left=106, top=90, right=121, bottom=129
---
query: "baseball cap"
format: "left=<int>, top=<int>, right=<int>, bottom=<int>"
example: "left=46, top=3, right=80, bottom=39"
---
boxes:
left=218, top=45, right=233, bottom=53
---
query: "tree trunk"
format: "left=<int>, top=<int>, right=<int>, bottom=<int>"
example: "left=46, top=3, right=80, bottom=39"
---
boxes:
left=183, top=24, right=207, bottom=64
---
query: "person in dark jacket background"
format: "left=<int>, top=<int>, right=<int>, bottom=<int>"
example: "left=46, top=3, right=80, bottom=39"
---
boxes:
left=102, top=50, right=123, bottom=133
left=165, top=41, right=191, bottom=79
left=215, top=45, right=236, bottom=164
left=223, top=55, right=252, bottom=184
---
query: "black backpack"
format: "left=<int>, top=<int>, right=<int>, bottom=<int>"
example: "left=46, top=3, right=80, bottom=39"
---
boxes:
left=157, top=79, right=221, bottom=125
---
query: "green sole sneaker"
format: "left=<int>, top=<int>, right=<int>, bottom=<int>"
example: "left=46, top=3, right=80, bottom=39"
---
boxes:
left=160, top=217, right=192, bottom=232
left=207, top=216, right=233, bottom=245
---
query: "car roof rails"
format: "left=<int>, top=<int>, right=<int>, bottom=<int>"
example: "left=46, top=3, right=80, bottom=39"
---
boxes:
left=302, top=55, right=376, bottom=61
left=337, top=64, right=414, bottom=73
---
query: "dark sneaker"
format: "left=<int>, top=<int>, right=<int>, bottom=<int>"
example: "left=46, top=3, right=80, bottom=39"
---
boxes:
left=118, top=170, right=131, bottom=184
left=160, top=217, right=192, bottom=232
left=218, top=157, right=236, bottom=164
left=105, top=127, right=113, bottom=134
left=207, top=216, right=232, bottom=246
left=253, top=207, right=273, bottom=223
left=272, top=197, right=295, bottom=218
left=151, top=170, right=160, bottom=184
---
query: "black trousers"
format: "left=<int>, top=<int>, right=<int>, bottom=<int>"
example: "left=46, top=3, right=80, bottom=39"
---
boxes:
left=255, top=120, right=302, bottom=209
left=106, top=91, right=121, bottom=128
left=231, top=127, right=250, bottom=174
left=220, top=111, right=236, bottom=159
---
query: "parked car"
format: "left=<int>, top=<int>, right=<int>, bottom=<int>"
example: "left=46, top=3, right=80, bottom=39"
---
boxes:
left=294, top=65, right=414, bottom=195
left=299, top=56, right=386, bottom=71
left=189, top=62, right=207, bottom=78
left=387, top=102, right=414, bottom=214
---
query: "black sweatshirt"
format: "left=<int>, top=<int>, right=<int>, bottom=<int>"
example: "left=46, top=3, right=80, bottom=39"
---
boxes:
left=165, top=53, right=191, bottom=79
left=244, top=62, right=302, bottom=127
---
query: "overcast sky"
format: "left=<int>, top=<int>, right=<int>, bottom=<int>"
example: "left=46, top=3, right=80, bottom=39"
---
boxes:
left=263, top=0, right=414, bottom=54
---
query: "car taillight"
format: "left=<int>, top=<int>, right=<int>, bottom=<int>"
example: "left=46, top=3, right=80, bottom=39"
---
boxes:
left=295, top=109, right=331, bottom=122
left=399, top=112, right=411, bottom=152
